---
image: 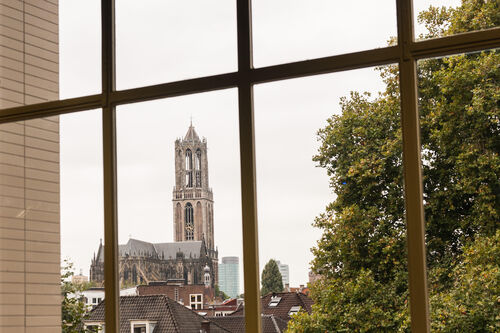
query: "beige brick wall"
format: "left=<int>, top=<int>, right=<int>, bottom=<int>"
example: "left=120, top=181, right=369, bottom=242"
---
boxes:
left=0, top=0, right=60, bottom=332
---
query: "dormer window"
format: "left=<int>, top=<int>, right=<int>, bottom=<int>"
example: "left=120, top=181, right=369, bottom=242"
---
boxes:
left=84, top=322, right=105, bottom=332
left=268, top=296, right=281, bottom=307
left=130, top=321, right=157, bottom=333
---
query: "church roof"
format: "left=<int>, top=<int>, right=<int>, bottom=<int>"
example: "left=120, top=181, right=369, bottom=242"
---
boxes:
left=154, top=241, right=203, bottom=259
left=184, top=123, right=200, bottom=142
left=96, top=238, right=204, bottom=262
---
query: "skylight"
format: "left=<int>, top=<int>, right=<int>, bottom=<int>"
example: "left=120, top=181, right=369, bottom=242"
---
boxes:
left=288, top=306, right=301, bottom=316
left=268, top=296, right=282, bottom=307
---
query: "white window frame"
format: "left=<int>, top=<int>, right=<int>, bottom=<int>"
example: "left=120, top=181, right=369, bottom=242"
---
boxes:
left=130, top=320, right=157, bottom=333
left=190, top=293, right=203, bottom=310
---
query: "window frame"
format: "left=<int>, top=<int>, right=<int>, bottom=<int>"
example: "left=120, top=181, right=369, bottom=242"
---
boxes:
left=0, top=0, right=498, bottom=332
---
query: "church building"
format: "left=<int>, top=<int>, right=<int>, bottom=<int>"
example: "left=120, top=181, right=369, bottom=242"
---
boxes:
left=90, top=124, right=218, bottom=287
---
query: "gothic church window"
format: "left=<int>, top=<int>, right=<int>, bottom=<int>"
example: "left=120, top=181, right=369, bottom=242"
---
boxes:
left=185, top=149, right=193, bottom=187
left=185, top=203, right=194, bottom=240
left=195, top=149, right=202, bottom=187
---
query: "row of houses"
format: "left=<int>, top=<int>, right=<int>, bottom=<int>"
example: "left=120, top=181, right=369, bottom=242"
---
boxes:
left=81, top=283, right=313, bottom=333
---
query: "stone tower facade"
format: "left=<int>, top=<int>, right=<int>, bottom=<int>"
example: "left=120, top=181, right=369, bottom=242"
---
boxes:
left=173, top=124, right=215, bottom=251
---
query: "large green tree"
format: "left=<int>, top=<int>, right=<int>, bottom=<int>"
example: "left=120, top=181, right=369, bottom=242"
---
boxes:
left=261, top=259, right=284, bottom=296
left=288, top=1, right=499, bottom=331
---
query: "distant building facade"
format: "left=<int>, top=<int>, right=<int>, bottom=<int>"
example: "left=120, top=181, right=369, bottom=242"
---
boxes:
left=218, top=256, right=240, bottom=298
left=275, top=260, right=289, bottom=287
left=138, top=280, right=215, bottom=310
left=90, top=125, right=218, bottom=287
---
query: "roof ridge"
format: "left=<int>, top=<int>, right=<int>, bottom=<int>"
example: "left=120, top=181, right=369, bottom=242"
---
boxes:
left=165, top=296, right=232, bottom=333
left=162, top=295, right=180, bottom=332
left=269, top=315, right=282, bottom=333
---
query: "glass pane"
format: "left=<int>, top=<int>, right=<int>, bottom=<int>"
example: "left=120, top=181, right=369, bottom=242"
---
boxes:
left=116, top=0, right=237, bottom=90
left=0, top=110, right=105, bottom=331
left=60, top=1, right=101, bottom=98
left=414, top=0, right=499, bottom=41
left=255, top=66, right=410, bottom=331
left=116, top=90, right=244, bottom=327
left=252, top=0, right=397, bottom=68
left=0, top=0, right=100, bottom=110
left=417, top=50, right=499, bottom=330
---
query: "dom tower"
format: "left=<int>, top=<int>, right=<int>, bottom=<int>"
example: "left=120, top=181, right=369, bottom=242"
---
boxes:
left=173, top=124, right=217, bottom=271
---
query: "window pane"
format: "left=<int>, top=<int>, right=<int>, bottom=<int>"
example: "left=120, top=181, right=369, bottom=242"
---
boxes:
left=0, top=0, right=100, bottom=110
left=116, top=0, right=237, bottom=90
left=417, top=50, right=499, bottom=330
left=115, top=90, right=244, bottom=326
left=414, top=0, right=499, bottom=41
left=0, top=110, right=105, bottom=331
left=252, top=0, right=397, bottom=68
left=60, top=1, right=101, bottom=98
left=255, top=66, right=410, bottom=331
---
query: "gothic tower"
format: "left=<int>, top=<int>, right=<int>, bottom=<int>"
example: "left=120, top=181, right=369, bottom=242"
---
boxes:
left=173, top=123, right=215, bottom=251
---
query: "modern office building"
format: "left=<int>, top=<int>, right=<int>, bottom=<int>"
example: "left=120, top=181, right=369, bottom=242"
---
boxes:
left=275, top=260, right=289, bottom=288
left=0, top=0, right=60, bottom=332
left=218, top=256, right=239, bottom=299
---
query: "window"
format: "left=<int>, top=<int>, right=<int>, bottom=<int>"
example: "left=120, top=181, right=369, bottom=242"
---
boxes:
left=288, top=306, right=301, bottom=316
left=185, top=149, right=193, bottom=187
left=190, top=293, right=203, bottom=310
left=195, top=149, right=202, bottom=187
left=1, top=1, right=497, bottom=332
left=130, top=321, right=156, bottom=333
left=268, top=296, right=281, bottom=307
left=185, top=202, right=194, bottom=240
left=85, top=323, right=105, bottom=332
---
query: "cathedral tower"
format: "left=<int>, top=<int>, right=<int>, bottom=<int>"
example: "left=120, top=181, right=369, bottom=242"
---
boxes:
left=173, top=124, right=215, bottom=251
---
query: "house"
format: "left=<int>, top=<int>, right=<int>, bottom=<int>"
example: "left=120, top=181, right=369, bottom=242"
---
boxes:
left=84, top=295, right=230, bottom=333
left=137, top=280, right=215, bottom=310
left=209, top=315, right=288, bottom=333
left=229, top=291, right=314, bottom=322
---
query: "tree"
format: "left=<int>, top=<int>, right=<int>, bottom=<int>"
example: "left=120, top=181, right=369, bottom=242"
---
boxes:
left=261, top=259, right=284, bottom=296
left=287, top=0, right=499, bottom=331
left=61, top=260, right=97, bottom=333
left=215, top=284, right=230, bottom=300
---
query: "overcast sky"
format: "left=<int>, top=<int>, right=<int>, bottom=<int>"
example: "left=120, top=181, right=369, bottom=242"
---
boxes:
left=59, top=0, right=460, bottom=292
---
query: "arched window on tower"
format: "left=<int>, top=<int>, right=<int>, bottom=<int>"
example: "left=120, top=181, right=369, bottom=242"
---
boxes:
left=195, top=149, right=202, bottom=187
left=185, top=149, right=193, bottom=187
left=185, top=203, right=194, bottom=240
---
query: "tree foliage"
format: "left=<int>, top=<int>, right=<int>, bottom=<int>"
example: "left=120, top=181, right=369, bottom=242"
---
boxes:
left=261, top=259, right=284, bottom=296
left=61, top=260, right=96, bottom=333
left=288, top=0, right=499, bottom=331
left=215, top=284, right=230, bottom=300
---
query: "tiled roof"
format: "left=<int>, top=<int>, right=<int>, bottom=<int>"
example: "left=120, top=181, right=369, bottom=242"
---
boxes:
left=229, top=292, right=314, bottom=322
left=96, top=239, right=203, bottom=262
left=85, top=295, right=230, bottom=333
left=209, top=315, right=288, bottom=333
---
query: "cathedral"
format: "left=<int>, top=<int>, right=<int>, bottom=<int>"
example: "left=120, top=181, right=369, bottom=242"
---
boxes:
left=90, top=124, right=218, bottom=287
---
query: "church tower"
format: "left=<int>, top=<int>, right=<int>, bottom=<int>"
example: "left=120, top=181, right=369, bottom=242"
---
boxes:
left=173, top=123, right=215, bottom=251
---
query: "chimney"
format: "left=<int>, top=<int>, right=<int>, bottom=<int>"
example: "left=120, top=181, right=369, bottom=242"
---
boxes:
left=201, top=320, right=210, bottom=333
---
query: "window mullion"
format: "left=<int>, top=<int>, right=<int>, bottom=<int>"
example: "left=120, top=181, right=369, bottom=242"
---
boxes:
left=397, top=0, right=430, bottom=332
left=101, top=0, right=120, bottom=332
left=237, top=0, right=262, bottom=332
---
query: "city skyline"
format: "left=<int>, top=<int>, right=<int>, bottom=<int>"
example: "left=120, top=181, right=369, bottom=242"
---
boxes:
left=58, top=0, right=461, bottom=291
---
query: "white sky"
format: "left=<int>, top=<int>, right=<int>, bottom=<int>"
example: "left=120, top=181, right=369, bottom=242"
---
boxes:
left=59, top=0, right=460, bottom=293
